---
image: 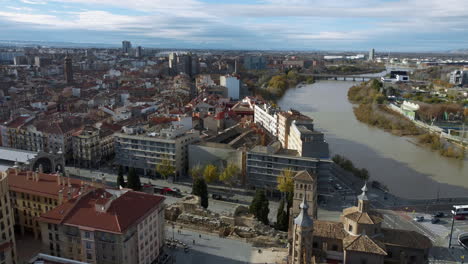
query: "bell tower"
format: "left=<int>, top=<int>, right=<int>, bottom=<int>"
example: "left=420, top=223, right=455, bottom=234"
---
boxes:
left=291, top=195, right=314, bottom=264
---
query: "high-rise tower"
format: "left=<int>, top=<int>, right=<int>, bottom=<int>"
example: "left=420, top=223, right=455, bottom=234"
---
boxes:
left=64, top=54, right=73, bottom=84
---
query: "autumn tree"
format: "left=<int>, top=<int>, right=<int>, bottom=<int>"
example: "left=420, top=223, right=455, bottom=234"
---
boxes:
left=219, top=163, right=240, bottom=190
left=203, top=164, right=219, bottom=183
left=156, top=157, right=175, bottom=180
left=277, top=168, right=295, bottom=194
left=190, top=164, right=203, bottom=180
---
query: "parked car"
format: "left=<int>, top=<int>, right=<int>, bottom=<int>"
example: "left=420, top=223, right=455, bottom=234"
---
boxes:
left=432, top=212, right=445, bottom=218
left=334, top=184, right=343, bottom=190
left=328, top=177, right=334, bottom=182
left=413, top=216, right=424, bottom=222
left=431, top=217, right=440, bottom=224
left=454, top=215, right=466, bottom=220
left=212, top=194, right=222, bottom=200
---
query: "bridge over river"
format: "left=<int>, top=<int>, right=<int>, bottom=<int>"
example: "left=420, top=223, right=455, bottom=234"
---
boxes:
left=301, top=73, right=377, bottom=81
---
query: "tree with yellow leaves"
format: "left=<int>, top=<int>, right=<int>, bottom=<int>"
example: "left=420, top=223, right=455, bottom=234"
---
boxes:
left=277, top=168, right=294, bottom=194
left=203, top=164, right=219, bottom=183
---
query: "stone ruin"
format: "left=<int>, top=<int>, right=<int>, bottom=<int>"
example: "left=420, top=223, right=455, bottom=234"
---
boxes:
left=165, top=195, right=287, bottom=247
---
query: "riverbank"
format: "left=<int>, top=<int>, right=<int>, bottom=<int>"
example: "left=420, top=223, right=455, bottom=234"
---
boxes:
left=256, top=69, right=314, bottom=101
left=348, top=80, right=465, bottom=159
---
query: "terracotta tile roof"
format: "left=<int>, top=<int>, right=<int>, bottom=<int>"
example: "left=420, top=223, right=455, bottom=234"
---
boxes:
left=8, top=170, right=86, bottom=200
left=342, top=207, right=384, bottom=225
left=343, top=234, right=387, bottom=255
left=313, top=220, right=347, bottom=240
left=40, top=188, right=165, bottom=234
left=380, top=228, right=432, bottom=249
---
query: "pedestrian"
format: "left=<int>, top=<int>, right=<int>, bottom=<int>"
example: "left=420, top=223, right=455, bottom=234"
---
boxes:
left=199, top=234, right=201, bottom=238
left=193, top=239, right=195, bottom=245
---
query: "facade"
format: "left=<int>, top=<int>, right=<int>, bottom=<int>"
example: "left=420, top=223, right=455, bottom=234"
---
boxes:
left=254, top=104, right=279, bottom=137
left=122, top=41, right=131, bottom=54
left=220, top=75, right=241, bottom=100
left=243, top=56, right=267, bottom=70
left=72, top=126, right=114, bottom=168
left=278, top=110, right=312, bottom=149
left=288, top=120, right=329, bottom=159
left=289, top=184, right=432, bottom=264
left=38, top=188, right=165, bottom=264
left=449, top=70, right=468, bottom=86
left=246, top=143, right=329, bottom=193
left=64, top=55, right=73, bottom=84
left=7, top=168, right=101, bottom=239
left=0, top=171, right=16, bottom=264
left=291, top=171, right=317, bottom=220
left=114, top=126, right=200, bottom=178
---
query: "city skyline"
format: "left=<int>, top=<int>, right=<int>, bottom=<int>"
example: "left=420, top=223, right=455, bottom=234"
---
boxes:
left=1, top=0, right=468, bottom=51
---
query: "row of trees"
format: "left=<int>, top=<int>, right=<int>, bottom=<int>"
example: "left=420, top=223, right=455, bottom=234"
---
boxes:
left=332, top=155, right=370, bottom=181
left=190, top=163, right=240, bottom=188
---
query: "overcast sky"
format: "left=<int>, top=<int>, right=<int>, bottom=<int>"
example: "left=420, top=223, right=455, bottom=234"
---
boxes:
left=1, top=0, right=467, bottom=51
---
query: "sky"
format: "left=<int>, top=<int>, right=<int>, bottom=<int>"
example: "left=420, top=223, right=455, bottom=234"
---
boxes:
left=1, top=0, right=468, bottom=51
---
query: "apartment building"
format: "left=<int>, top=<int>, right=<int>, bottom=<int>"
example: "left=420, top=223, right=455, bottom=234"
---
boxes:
left=246, top=142, right=329, bottom=194
left=7, top=168, right=101, bottom=239
left=254, top=103, right=279, bottom=136
left=38, top=188, right=165, bottom=264
left=278, top=110, right=311, bottom=149
left=0, top=171, right=16, bottom=264
left=288, top=120, right=329, bottom=159
left=114, top=125, right=200, bottom=178
left=72, top=126, right=101, bottom=168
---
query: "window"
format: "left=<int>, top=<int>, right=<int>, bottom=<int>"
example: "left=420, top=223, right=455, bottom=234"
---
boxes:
left=331, top=245, right=338, bottom=251
left=85, top=232, right=90, bottom=238
left=348, top=225, right=353, bottom=232
left=86, top=242, right=91, bottom=249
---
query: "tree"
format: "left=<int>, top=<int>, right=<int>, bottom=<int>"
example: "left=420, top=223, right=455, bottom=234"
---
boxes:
left=277, top=168, right=295, bottom=194
left=203, top=164, right=219, bottom=183
left=275, top=198, right=288, bottom=231
left=249, top=190, right=270, bottom=225
left=126, top=167, right=141, bottom=191
left=156, top=157, right=175, bottom=180
left=117, top=165, right=126, bottom=188
left=219, top=163, right=240, bottom=190
left=190, top=164, right=203, bottom=180
left=192, top=178, right=209, bottom=208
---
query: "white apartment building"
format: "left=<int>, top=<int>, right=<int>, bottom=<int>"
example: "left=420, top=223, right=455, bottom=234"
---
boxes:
left=254, top=103, right=279, bottom=137
left=220, top=75, right=240, bottom=100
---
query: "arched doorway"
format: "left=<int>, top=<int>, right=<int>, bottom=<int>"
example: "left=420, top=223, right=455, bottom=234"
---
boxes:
left=32, top=157, right=53, bottom=173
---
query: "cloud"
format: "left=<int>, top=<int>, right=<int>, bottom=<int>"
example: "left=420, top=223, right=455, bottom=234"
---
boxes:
left=0, top=0, right=468, bottom=50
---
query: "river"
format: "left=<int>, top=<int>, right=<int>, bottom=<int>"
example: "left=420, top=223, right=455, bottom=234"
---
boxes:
left=278, top=81, right=468, bottom=200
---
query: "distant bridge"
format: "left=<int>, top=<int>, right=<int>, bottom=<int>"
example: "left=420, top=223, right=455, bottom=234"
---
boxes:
left=301, top=73, right=378, bottom=82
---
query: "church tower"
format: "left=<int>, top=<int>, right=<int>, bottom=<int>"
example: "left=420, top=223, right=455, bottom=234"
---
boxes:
left=64, top=53, right=73, bottom=84
left=291, top=195, right=314, bottom=264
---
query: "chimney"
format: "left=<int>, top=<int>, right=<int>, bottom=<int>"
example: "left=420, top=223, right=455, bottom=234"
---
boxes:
left=35, top=171, right=40, bottom=182
left=56, top=172, right=61, bottom=185
left=26, top=171, right=32, bottom=181
left=67, top=190, right=72, bottom=200
left=34, top=169, right=39, bottom=182
left=58, top=189, right=64, bottom=204
left=67, top=177, right=71, bottom=188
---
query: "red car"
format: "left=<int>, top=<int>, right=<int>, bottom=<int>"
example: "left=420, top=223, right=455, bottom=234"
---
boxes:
left=454, top=215, right=466, bottom=220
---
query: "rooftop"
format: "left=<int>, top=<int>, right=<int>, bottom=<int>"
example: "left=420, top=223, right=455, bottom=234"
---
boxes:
left=39, top=188, right=165, bottom=234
